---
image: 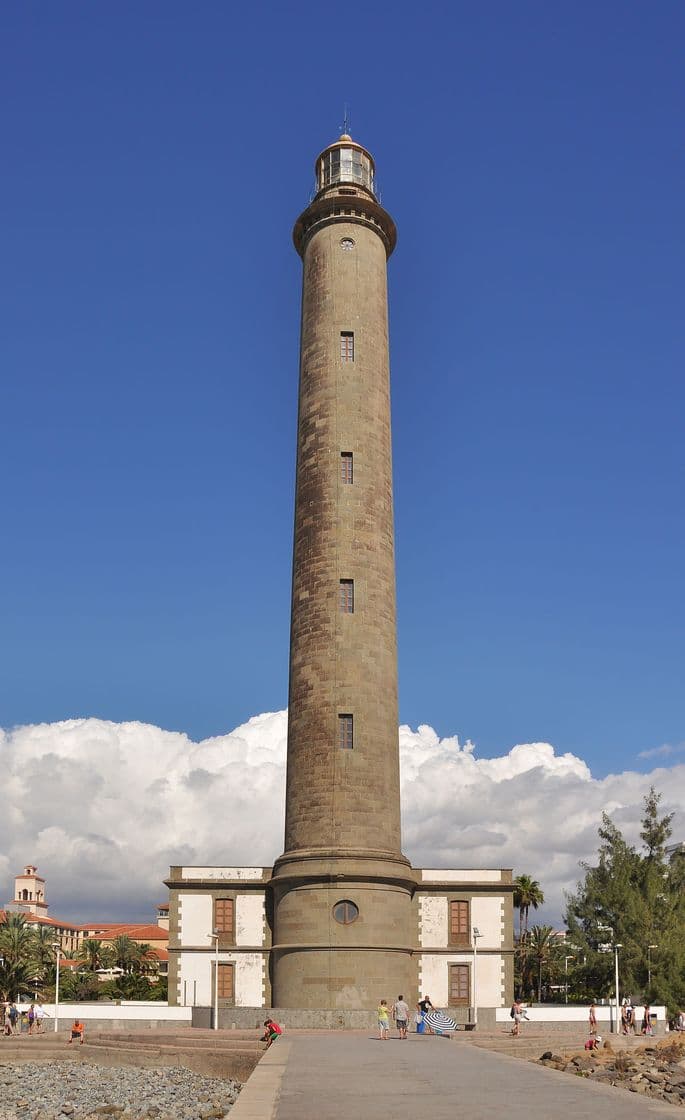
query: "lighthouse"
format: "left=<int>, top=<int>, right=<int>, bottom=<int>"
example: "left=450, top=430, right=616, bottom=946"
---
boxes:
left=166, top=133, right=514, bottom=1024
left=269, top=133, right=415, bottom=1008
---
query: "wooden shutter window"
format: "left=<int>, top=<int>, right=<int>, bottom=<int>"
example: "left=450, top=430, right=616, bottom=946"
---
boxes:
left=215, top=898, right=234, bottom=937
left=217, top=962, right=234, bottom=1000
left=449, top=963, right=470, bottom=1006
left=449, top=900, right=470, bottom=946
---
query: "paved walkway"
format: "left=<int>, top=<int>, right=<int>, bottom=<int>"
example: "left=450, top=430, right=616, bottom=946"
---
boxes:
left=231, top=1031, right=678, bottom=1120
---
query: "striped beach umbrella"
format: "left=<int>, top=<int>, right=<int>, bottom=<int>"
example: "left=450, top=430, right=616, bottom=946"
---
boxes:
left=423, top=1010, right=458, bottom=1033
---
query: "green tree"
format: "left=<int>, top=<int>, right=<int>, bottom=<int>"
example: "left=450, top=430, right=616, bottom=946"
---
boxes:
left=565, top=789, right=685, bottom=1015
left=111, top=935, right=137, bottom=974
left=513, top=875, right=545, bottom=940
left=132, top=943, right=153, bottom=975
left=525, top=924, right=558, bottom=1002
left=0, top=914, right=40, bottom=1000
left=79, top=939, right=105, bottom=972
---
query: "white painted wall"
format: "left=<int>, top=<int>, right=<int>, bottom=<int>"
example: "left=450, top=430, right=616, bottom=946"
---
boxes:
left=178, top=893, right=213, bottom=947
left=472, top=896, right=504, bottom=947
left=236, top=895, right=265, bottom=947
left=419, top=896, right=447, bottom=948
left=495, top=1004, right=666, bottom=1024
left=38, top=1003, right=192, bottom=1022
left=419, top=953, right=505, bottom=1008
left=421, top=870, right=505, bottom=883
left=235, top=953, right=265, bottom=1007
left=178, top=951, right=212, bottom=1006
left=180, top=867, right=264, bottom=880
left=177, top=950, right=265, bottom=1008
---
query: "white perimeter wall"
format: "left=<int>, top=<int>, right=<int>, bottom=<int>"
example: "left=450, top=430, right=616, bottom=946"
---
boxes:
left=36, top=1003, right=191, bottom=1022
left=495, top=1005, right=667, bottom=1023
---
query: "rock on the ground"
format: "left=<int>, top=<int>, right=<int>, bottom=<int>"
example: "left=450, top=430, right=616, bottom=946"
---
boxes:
left=0, top=1062, right=241, bottom=1120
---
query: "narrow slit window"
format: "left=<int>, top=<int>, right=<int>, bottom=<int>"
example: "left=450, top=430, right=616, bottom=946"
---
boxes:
left=340, top=331, right=354, bottom=362
left=338, top=714, right=353, bottom=750
left=339, top=579, right=354, bottom=613
left=341, top=452, right=353, bottom=484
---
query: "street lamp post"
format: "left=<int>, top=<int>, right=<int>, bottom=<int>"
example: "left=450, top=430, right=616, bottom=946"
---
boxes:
left=52, top=942, right=61, bottom=1034
left=614, top=944, right=622, bottom=1035
left=472, top=926, right=482, bottom=1029
left=647, top=944, right=657, bottom=989
left=208, top=930, right=219, bottom=1031
left=564, top=955, right=574, bottom=1004
left=598, top=923, right=621, bottom=1034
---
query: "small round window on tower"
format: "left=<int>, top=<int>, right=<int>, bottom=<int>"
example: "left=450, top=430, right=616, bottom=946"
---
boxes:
left=333, top=900, right=359, bottom=924
left=340, top=238, right=355, bottom=252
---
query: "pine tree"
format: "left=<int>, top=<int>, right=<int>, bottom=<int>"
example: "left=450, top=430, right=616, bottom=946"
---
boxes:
left=564, top=789, right=685, bottom=1016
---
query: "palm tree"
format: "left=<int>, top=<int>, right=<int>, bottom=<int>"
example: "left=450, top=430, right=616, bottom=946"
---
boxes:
left=79, top=939, right=104, bottom=972
left=513, top=875, right=544, bottom=940
left=0, top=914, right=40, bottom=1000
left=33, top=925, right=59, bottom=971
left=527, top=924, right=557, bottom=1002
left=111, top=935, right=137, bottom=974
left=132, top=943, right=153, bottom=975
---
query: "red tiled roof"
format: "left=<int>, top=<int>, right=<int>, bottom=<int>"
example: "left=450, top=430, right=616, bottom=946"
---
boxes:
left=86, top=923, right=167, bottom=941
left=0, top=909, right=83, bottom=932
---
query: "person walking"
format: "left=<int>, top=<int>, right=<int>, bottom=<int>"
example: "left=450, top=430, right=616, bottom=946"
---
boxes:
left=377, top=1000, right=390, bottom=1040
left=35, top=1004, right=46, bottom=1034
left=8, top=1004, right=18, bottom=1036
left=393, top=995, right=409, bottom=1039
left=641, top=1005, right=653, bottom=1035
left=511, top=998, right=524, bottom=1037
left=589, top=1001, right=597, bottom=1035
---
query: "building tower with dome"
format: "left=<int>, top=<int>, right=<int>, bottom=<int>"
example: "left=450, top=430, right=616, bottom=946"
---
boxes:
left=166, top=132, right=514, bottom=1022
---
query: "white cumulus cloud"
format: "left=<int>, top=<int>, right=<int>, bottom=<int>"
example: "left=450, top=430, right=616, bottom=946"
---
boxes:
left=1, top=713, right=683, bottom=927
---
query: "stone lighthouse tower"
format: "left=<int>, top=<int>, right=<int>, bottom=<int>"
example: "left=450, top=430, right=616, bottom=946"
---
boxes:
left=269, top=133, right=416, bottom=1009
left=166, top=134, right=513, bottom=1022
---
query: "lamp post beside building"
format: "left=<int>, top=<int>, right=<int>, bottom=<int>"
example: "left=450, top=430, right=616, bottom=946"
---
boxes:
left=472, top=926, right=482, bottom=1028
left=614, top=943, right=622, bottom=1034
left=564, top=955, right=574, bottom=1004
left=208, top=930, right=219, bottom=1031
left=52, top=942, right=61, bottom=1034
left=648, top=944, right=657, bottom=988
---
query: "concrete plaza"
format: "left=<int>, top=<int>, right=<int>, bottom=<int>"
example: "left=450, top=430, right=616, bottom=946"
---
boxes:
left=231, top=1031, right=678, bottom=1120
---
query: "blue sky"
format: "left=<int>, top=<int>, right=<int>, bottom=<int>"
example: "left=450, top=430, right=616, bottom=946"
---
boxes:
left=2, top=1, right=683, bottom=777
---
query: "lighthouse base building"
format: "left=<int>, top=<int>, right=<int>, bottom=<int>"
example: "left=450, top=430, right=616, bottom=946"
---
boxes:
left=166, top=130, right=514, bottom=1025
left=165, top=865, right=513, bottom=1026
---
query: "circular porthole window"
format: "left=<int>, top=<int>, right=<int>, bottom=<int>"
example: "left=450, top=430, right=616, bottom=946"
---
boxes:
left=340, top=237, right=355, bottom=251
left=333, top=900, right=359, bottom=924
